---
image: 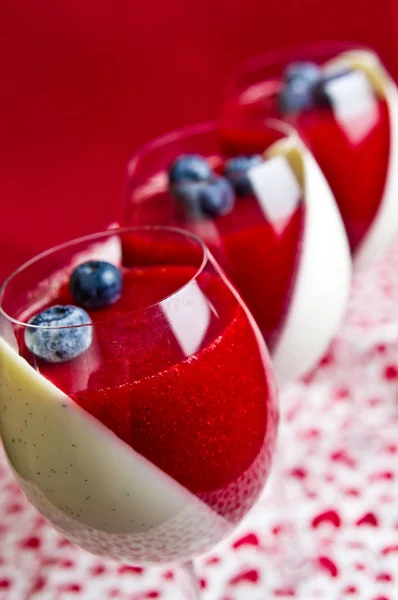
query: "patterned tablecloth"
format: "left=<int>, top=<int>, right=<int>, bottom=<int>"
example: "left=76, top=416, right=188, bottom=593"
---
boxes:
left=2, top=237, right=398, bottom=600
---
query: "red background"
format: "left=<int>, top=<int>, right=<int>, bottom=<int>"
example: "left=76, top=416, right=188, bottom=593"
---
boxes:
left=1, top=0, right=397, bottom=281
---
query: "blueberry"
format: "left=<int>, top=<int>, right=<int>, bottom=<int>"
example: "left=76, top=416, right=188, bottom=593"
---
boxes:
left=168, top=154, right=213, bottom=185
left=225, top=155, right=263, bottom=196
left=279, top=62, right=322, bottom=115
left=279, top=79, right=315, bottom=114
left=171, top=181, right=203, bottom=215
left=284, top=62, right=322, bottom=87
left=69, top=261, right=123, bottom=309
left=198, top=177, right=235, bottom=217
left=24, top=305, right=93, bottom=363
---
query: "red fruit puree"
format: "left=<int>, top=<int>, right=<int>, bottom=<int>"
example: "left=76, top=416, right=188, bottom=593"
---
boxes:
left=214, top=193, right=304, bottom=348
left=20, top=254, right=277, bottom=523
left=221, top=78, right=390, bottom=252
left=296, top=100, right=389, bottom=251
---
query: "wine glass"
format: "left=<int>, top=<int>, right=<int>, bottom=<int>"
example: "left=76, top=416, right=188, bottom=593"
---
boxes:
left=124, top=120, right=351, bottom=385
left=220, top=41, right=398, bottom=270
left=0, top=226, right=278, bottom=598
left=220, top=43, right=398, bottom=446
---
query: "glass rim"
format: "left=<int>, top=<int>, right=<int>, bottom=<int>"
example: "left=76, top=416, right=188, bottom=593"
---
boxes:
left=127, top=118, right=299, bottom=177
left=127, top=120, right=218, bottom=178
left=227, top=39, right=372, bottom=93
left=0, top=225, right=209, bottom=330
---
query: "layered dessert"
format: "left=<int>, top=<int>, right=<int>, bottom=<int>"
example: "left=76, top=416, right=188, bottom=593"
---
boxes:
left=125, top=124, right=351, bottom=382
left=0, top=230, right=277, bottom=563
left=221, top=47, right=398, bottom=267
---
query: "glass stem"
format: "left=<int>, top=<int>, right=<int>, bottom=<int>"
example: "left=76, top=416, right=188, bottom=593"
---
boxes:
left=183, top=561, right=201, bottom=599
left=271, top=426, right=311, bottom=583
